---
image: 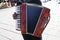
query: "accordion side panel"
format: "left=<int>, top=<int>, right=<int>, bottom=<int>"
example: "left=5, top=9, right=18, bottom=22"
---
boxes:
left=20, top=4, right=27, bottom=34
left=26, top=5, right=43, bottom=34
left=34, top=7, right=50, bottom=37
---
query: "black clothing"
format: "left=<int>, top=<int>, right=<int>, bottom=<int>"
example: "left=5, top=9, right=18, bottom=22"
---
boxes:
left=18, top=0, right=42, bottom=5
left=22, top=34, right=42, bottom=40
left=27, top=0, right=42, bottom=5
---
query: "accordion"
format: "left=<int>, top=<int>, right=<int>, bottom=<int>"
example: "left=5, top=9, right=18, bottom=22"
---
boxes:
left=13, top=3, right=50, bottom=37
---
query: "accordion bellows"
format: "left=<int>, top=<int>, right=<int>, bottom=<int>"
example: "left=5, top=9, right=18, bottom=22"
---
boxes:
left=20, top=3, right=50, bottom=37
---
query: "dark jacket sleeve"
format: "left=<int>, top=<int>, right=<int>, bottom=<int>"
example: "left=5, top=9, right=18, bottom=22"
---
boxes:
left=19, top=0, right=42, bottom=5
left=28, top=0, right=42, bottom=5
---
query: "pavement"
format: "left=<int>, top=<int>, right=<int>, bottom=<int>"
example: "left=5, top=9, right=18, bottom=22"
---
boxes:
left=0, top=1, right=60, bottom=40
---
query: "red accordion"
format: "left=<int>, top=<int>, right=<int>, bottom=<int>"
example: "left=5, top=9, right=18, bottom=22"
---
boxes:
left=13, top=3, right=50, bottom=37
